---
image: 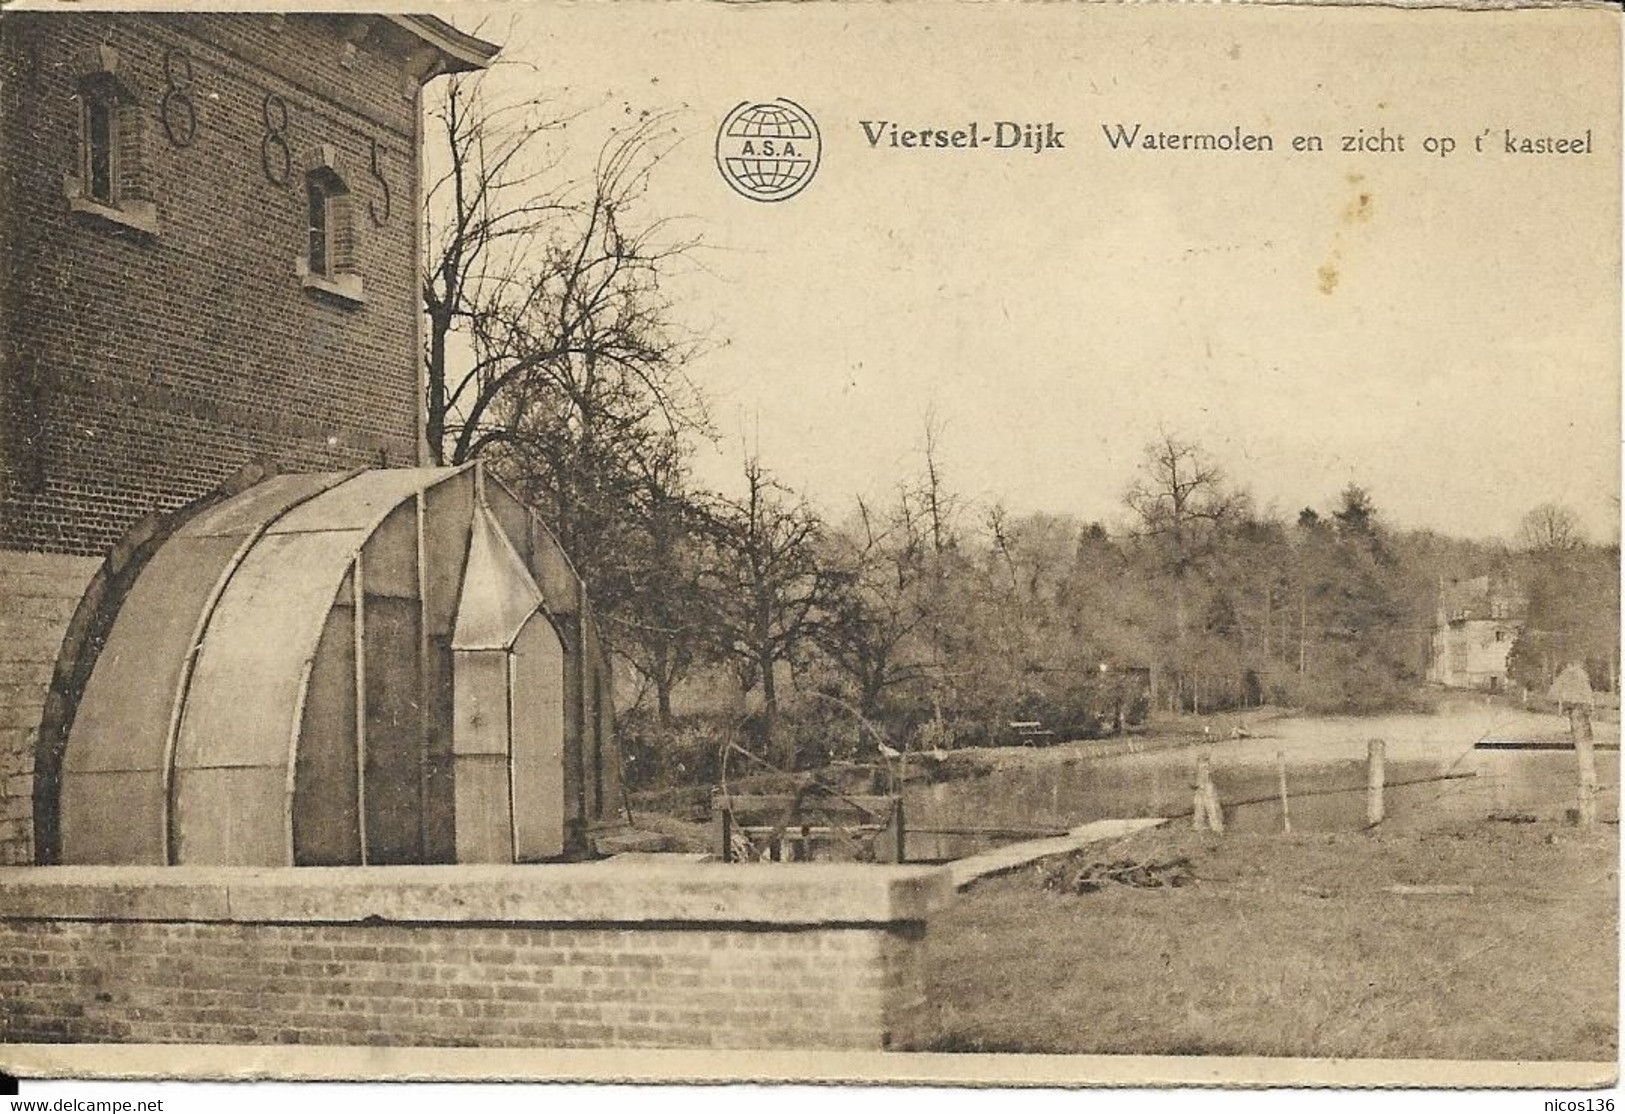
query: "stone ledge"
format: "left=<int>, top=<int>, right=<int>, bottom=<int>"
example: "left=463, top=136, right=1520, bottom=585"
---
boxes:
left=0, top=861, right=952, bottom=927
left=66, top=193, right=160, bottom=237
left=295, top=257, right=366, bottom=306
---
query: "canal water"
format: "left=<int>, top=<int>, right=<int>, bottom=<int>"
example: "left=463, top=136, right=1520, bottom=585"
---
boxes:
left=902, top=744, right=1621, bottom=862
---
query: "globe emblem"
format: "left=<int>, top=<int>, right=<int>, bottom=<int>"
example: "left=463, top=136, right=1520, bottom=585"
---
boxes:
left=715, top=99, right=821, bottom=202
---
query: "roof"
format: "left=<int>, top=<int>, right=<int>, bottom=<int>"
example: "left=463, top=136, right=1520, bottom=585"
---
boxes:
left=56, top=464, right=614, bottom=867
left=1440, top=575, right=1525, bottom=621
left=452, top=504, right=545, bottom=650
left=61, top=467, right=473, bottom=865
left=386, top=14, right=501, bottom=75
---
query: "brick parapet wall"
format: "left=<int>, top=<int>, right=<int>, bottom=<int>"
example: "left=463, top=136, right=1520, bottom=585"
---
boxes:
left=0, top=551, right=101, bottom=866
left=0, top=863, right=949, bottom=1051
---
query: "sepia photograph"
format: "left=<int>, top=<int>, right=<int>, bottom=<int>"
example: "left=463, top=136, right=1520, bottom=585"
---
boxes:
left=0, top=0, right=1618, bottom=1097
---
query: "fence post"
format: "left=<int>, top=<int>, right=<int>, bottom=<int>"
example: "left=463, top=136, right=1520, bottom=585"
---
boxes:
left=714, top=804, right=733, bottom=863
left=1572, top=706, right=1598, bottom=829
left=891, top=797, right=907, bottom=863
left=1194, top=753, right=1224, bottom=833
left=1366, top=739, right=1386, bottom=828
left=1277, top=750, right=1292, bottom=834
left=1205, top=755, right=1225, bottom=834
left=1192, top=754, right=1209, bottom=831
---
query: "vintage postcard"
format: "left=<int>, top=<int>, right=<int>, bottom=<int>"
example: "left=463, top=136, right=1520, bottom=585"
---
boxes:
left=0, top=0, right=1618, bottom=1099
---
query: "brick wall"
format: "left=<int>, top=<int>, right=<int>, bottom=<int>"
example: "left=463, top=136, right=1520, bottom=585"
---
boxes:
left=0, top=552, right=100, bottom=866
left=0, top=864, right=947, bottom=1051
left=0, top=12, right=425, bottom=557
left=0, top=921, right=925, bottom=1050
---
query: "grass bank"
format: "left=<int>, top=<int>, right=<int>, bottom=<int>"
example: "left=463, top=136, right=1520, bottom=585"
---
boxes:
left=925, top=821, right=1617, bottom=1061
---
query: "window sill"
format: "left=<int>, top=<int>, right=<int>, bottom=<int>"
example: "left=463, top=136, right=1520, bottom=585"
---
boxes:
left=295, top=258, right=366, bottom=307
left=65, top=192, right=159, bottom=236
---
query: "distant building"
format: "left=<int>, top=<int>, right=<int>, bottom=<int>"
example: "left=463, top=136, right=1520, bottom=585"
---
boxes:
left=1427, top=575, right=1526, bottom=692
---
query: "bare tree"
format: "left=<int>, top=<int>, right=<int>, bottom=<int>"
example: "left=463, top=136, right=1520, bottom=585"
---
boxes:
left=814, top=495, right=934, bottom=720
left=702, top=457, right=833, bottom=769
left=908, top=410, right=963, bottom=706
left=1123, top=432, right=1240, bottom=710
left=607, top=438, right=715, bottom=732
left=1124, top=433, right=1238, bottom=628
left=1519, top=502, right=1585, bottom=553
left=422, top=70, right=564, bottom=462
left=421, top=71, right=703, bottom=468
left=814, top=418, right=964, bottom=739
left=919, top=408, right=958, bottom=560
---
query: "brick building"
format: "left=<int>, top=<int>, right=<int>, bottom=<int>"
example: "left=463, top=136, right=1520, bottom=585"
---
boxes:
left=0, top=12, right=498, bottom=865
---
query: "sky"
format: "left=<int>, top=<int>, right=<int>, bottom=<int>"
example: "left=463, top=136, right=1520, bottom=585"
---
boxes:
left=440, top=1, right=1621, bottom=544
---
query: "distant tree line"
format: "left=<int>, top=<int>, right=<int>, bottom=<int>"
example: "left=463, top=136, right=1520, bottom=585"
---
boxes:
left=422, top=72, right=1620, bottom=785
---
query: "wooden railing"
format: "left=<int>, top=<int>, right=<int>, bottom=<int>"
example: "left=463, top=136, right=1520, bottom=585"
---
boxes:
left=712, top=792, right=906, bottom=863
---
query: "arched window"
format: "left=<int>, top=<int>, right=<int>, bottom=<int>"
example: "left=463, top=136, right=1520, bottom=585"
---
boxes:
left=306, top=173, right=333, bottom=276
left=66, top=45, right=157, bottom=234
left=298, top=145, right=364, bottom=304
left=84, top=95, right=115, bottom=204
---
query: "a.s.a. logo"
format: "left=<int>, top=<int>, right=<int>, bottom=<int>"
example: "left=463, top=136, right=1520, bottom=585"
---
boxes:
left=715, top=99, right=821, bottom=202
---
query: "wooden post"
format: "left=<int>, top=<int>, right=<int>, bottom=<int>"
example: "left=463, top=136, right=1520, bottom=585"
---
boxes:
left=1366, top=738, right=1386, bottom=828
left=1572, top=706, right=1598, bottom=829
left=352, top=556, right=369, bottom=865
left=1194, top=754, right=1223, bottom=833
left=891, top=797, right=906, bottom=863
left=1277, top=750, right=1292, bottom=834
left=714, top=805, right=733, bottom=863
left=870, top=797, right=906, bottom=863
left=1192, top=755, right=1210, bottom=830
left=413, top=491, right=431, bottom=862
left=1204, top=756, right=1224, bottom=834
